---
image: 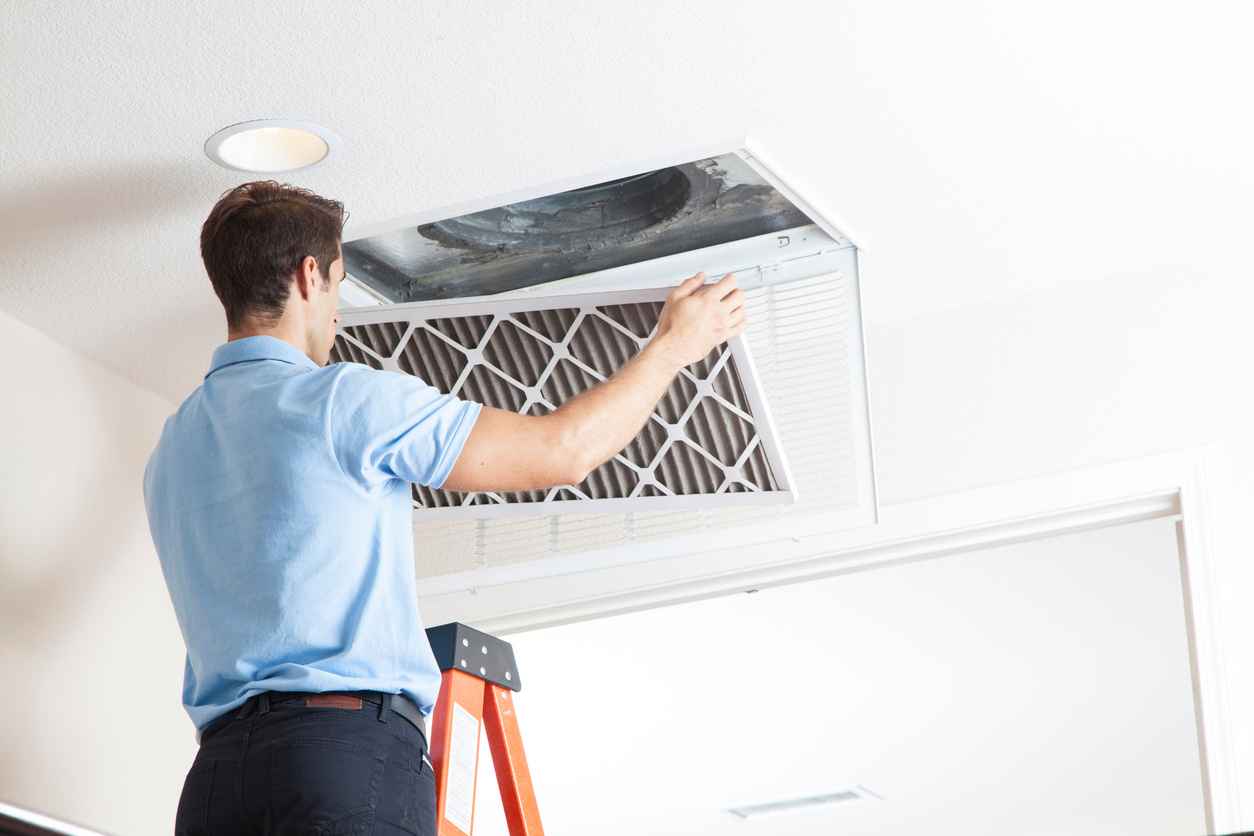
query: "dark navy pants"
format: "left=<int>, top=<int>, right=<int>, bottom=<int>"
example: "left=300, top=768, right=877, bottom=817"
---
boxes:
left=175, top=693, right=435, bottom=835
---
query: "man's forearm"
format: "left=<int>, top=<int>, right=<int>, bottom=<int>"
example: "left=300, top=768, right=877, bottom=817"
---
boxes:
left=546, top=333, right=687, bottom=480
left=443, top=271, right=743, bottom=494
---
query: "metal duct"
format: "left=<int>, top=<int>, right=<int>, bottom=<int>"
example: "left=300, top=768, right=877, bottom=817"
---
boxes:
left=341, top=153, right=813, bottom=302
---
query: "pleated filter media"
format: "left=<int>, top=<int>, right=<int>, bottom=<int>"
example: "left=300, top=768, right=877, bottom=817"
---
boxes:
left=333, top=273, right=861, bottom=577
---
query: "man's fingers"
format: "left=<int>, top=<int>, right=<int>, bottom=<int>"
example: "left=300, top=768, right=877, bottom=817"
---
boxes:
left=670, top=271, right=706, bottom=300
left=721, top=288, right=745, bottom=309
left=708, top=272, right=737, bottom=298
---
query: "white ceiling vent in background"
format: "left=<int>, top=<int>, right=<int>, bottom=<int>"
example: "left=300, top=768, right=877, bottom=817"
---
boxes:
left=334, top=139, right=877, bottom=578
left=726, top=785, right=883, bottom=819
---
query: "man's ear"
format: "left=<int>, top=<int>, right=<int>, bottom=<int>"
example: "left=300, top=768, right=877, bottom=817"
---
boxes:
left=294, top=255, right=318, bottom=302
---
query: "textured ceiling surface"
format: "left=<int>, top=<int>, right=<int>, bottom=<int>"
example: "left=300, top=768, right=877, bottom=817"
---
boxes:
left=2, top=1, right=1251, bottom=404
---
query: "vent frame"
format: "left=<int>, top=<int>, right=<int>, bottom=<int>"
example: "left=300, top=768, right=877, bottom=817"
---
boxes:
left=334, top=137, right=880, bottom=575
left=334, top=285, right=796, bottom=519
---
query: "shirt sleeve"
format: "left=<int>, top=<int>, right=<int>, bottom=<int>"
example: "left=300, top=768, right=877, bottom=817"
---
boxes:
left=328, top=364, right=483, bottom=490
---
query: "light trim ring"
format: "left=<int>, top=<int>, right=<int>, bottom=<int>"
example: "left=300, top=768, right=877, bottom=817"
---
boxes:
left=204, top=118, right=341, bottom=173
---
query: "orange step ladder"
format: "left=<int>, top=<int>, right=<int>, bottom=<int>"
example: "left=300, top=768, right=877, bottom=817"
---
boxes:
left=425, top=622, right=545, bottom=836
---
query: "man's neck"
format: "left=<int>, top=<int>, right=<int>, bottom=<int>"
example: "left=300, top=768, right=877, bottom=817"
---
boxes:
left=228, top=321, right=309, bottom=359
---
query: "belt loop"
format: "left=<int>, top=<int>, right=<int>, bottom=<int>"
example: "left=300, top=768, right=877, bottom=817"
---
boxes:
left=258, top=692, right=271, bottom=716
left=377, top=692, right=391, bottom=724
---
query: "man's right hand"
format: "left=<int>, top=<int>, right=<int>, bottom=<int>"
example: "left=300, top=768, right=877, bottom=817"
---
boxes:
left=652, top=272, right=747, bottom=369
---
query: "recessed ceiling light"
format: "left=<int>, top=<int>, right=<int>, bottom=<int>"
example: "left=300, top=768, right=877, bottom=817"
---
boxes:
left=204, top=118, right=340, bottom=173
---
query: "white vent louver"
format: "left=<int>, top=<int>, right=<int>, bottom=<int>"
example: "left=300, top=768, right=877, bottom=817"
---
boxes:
left=330, top=287, right=793, bottom=517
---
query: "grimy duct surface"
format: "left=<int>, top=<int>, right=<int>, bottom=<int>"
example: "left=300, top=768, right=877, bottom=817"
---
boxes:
left=342, top=153, right=813, bottom=302
left=330, top=300, right=781, bottom=510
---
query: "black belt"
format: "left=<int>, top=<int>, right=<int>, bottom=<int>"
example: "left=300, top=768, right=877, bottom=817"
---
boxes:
left=232, top=690, right=428, bottom=743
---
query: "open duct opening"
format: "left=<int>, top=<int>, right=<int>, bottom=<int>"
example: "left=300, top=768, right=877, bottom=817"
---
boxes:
left=417, top=168, right=692, bottom=252
left=343, top=154, right=814, bottom=302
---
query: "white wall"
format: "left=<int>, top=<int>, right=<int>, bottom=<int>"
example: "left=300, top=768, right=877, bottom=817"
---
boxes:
left=473, top=518, right=1205, bottom=836
left=864, top=268, right=1254, bottom=827
left=0, top=309, right=191, bottom=834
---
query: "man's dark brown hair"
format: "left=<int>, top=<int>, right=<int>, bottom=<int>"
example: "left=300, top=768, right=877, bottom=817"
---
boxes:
left=200, top=181, right=349, bottom=329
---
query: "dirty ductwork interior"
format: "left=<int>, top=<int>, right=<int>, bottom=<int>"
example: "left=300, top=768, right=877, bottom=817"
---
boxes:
left=333, top=143, right=877, bottom=581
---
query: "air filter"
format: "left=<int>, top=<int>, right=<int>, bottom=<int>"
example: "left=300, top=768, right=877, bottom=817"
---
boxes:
left=330, top=286, right=793, bottom=518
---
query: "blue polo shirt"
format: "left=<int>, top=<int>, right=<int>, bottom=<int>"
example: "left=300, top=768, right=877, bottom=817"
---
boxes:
left=143, top=335, right=482, bottom=739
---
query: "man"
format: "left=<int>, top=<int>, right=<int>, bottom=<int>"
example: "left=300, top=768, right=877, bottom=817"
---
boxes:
left=144, top=180, right=745, bottom=834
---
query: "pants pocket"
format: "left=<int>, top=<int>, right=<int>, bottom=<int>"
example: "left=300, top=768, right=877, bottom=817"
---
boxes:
left=374, top=757, right=437, bottom=836
left=268, top=737, right=387, bottom=835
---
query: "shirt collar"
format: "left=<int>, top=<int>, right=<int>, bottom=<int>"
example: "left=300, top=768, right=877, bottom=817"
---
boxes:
left=205, top=335, right=320, bottom=379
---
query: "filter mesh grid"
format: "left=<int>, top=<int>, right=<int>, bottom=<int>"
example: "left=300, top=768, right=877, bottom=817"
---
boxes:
left=330, top=300, right=781, bottom=512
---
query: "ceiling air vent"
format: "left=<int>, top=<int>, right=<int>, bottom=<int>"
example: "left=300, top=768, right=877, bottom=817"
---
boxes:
left=726, top=785, right=882, bottom=819
left=334, top=139, right=877, bottom=577
left=330, top=287, right=792, bottom=516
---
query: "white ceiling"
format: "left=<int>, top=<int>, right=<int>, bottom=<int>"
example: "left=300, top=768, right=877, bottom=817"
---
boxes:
left=2, top=1, right=1251, bottom=404
left=468, top=518, right=1204, bottom=836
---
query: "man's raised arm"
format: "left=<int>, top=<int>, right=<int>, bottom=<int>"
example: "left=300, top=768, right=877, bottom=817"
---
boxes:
left=442, top=271, right=746, bottom=493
